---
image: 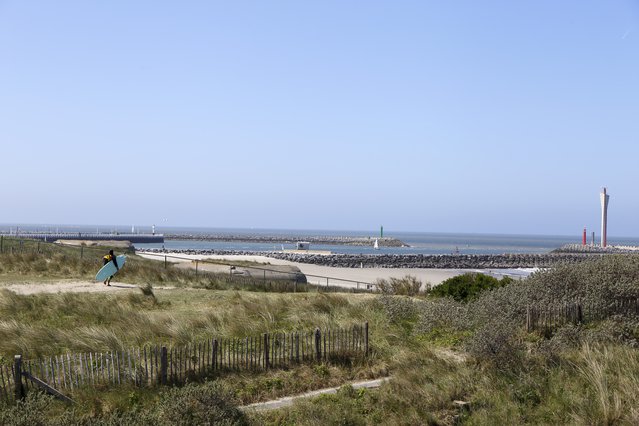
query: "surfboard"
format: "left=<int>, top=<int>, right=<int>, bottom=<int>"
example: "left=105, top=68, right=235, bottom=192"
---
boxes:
left=95, top=255, right=127, bottom=282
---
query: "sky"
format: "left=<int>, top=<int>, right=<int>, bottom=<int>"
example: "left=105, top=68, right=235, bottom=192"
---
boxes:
left=1, top=1, right=638, bottom=236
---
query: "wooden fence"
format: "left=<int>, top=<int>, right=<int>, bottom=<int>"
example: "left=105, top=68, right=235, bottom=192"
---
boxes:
left=0, top=323, right=369, bottom=403
left=526, top=298, right=639, bottom=332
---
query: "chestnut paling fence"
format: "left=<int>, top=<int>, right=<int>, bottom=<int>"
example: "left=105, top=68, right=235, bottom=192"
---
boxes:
left=526, top=297, right=639, bottom=332
left=1, top=323, right=369, bottom=403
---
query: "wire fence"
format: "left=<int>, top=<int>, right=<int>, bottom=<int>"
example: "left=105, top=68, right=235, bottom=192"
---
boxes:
left=0, top=235, right=110, bottom=259
left=139, top=251, right=377, bottom=292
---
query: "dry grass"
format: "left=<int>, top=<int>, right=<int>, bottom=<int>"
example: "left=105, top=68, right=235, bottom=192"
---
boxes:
left=0, top=289, right=377, bottom=358
left=569, top=343, right=639, bottom=424
left=3, top=242, right=639, bottom=425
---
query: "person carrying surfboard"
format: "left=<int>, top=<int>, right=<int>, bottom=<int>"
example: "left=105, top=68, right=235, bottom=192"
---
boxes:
left=102, top=250, right=119, bottom=286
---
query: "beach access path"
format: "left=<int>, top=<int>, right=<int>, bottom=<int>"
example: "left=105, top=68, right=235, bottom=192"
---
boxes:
left=1, top=281, right=176, bottom=295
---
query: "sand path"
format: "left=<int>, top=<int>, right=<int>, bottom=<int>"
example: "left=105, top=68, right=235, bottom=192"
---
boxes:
left=0, top=281, right=176, bottom=295
left=240, top=377, right=391, bottom=412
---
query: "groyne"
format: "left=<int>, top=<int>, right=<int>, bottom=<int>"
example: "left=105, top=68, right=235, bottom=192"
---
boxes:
left=165, top=234, right=407, bottom=247
left=139, top=249, right=611, bottom=269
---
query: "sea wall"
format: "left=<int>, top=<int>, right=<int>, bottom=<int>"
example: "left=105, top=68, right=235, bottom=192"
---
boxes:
left=140, top=249, right=609, bottom=269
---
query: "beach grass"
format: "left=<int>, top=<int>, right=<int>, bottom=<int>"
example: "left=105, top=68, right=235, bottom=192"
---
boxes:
left=0, top=288, right=377, bottom=357
left=1, top=241, right=639, bottom=424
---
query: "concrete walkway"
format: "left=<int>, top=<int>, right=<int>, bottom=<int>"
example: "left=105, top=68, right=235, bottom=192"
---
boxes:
left=240, top=377, right=391, bottom=412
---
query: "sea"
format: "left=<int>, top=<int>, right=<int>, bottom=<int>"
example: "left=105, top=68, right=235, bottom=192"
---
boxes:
left=3, top=224, right=639, bottom=256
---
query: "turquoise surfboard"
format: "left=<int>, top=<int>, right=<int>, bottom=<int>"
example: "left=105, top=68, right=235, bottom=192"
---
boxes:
left=95, top=255, right=126, bottom=282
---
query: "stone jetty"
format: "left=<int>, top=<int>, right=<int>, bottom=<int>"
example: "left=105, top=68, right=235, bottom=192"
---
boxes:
left=552, top=244, right=639, bottom=254
left=140, top=248, right=614, bottom=269
left=266, top=253, right=603, bottom=268
left=165, top=234, right=407, bottom=247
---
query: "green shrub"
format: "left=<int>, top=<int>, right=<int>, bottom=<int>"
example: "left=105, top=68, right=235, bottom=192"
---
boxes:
left=429, top=273, right=512, bottom=302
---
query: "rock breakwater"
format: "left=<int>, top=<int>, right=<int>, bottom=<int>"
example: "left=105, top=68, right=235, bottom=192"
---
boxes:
left=553, top=244, right=639, bottom=254
left=165, top=234, right=407, bottom=247
left=140, top=248, right=608, bottom=269
left=266, top=253, right=601, bottom=268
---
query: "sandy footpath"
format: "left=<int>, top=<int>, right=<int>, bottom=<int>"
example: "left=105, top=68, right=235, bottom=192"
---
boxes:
left=1, top=281, right=175, bottom=295
left=1, top=281, right=140, bottom=295
left=137, top=252, right=488, bottom=287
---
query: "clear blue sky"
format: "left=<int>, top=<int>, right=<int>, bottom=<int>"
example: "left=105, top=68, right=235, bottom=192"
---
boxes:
left=1, top=1, right=638, bottom=236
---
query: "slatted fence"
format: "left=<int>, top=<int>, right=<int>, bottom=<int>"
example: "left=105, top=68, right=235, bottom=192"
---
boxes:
left=0, top=363, right=15, bottom=402
left=1, top=323, right=369, bottom=403
left=526, top=298, right=639, bottom=332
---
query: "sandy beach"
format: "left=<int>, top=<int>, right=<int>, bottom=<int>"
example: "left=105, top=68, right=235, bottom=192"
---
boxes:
left=137, top=252, right=531, bottom=289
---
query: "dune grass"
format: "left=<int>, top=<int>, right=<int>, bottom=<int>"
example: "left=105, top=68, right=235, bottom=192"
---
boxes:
left=2, top=242, right=639, bottom=424
left=0, top=288, right=377, bottom=357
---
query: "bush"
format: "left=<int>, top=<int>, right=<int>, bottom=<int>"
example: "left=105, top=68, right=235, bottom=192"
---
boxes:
left=0, top=392, right=55, bottom=426
left=375, top=276, right=424, bottom=296
left=464, top=322, right=523, bottom=368
left=377, top=296, right=418, bottom=324
left=429, top=273, right=512, bottom=302
left=414, top=256, right=639, bottom=372
left=155, top=381, right=247, bottom=426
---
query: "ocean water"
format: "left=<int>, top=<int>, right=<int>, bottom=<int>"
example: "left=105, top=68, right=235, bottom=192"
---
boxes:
left=133, top=229, right=639, bottom=255
left=3, top=224, right=639, bottom=255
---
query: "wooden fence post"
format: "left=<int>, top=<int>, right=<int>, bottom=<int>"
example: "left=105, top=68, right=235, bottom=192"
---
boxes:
left=80, top=246, right=84, bottom=259
left=364, top=322, right=369, bottom=356
left=315, top=328, right=322, bottom=361
left=263, top=334, right=269, bottom=369
left=526, top=306, right=531, bottom=332
left=164, top=255, right=167, bottom=269
left=1, top=235, right=3, bottom=253
left=160, top=347, right=167, bottom=385
left=195, top=260, right=199, bottom=276
left=577, top=304, right=583, bottom=324
left=212, top=339, right=218, bottom=370
left=14, top=355, right=24, bottom=400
